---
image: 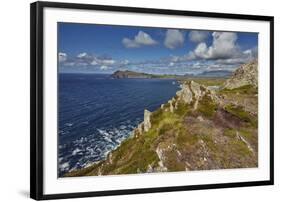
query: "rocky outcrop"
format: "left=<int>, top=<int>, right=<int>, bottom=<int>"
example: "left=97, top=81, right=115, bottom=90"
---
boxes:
left=176, top=83, right=193, bottom=104
left=175, top=81, right=219, bottom=110
left=144, top=109, right=152, bottom=132
left=134, top=109, right=152, bottom=136
left=223, top=60, right=258, bottom=89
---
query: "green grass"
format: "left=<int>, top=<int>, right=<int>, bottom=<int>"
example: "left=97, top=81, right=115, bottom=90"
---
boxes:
left=229, top=139, right=252, bottom=156
left=179, top=78, right=227, bottom=86
left=197, top=95, right=218, bottom=118
left=164, top=151, right=186, bottom=171
left=174, top=101, right=192, bottom=117
left=220, top=85, right=258, bottom=95
left=224, top=104, right=257, bottom=127
left=176, top=127, right=198, bottom=148
left=223, top=129, right=236, bottom=138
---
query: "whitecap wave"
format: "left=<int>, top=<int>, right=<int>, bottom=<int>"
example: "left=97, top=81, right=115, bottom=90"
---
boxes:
left=58, top=120, right=142, bottom=176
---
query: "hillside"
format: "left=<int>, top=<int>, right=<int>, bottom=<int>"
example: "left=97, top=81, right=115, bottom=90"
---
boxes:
left=111, top=70, right=153, bottom=79
left=223, top=60, right=258, bottom=89
left=65, top=61, right=258, bottom=177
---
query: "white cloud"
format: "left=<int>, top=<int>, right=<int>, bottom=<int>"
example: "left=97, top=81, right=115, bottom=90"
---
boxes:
left=194, top=42, right=209, bottom=59
left=59, top=52, right=67, bottom=62
left=122, top=31, right=157, bottom=48
left=122, top=38, right=140, bottom=48
left=189, top=31, right=209, bottom=43
left=192, top=32, right=239, bottom=59
left=243, top=46, right=258, bottom=59
left=164, top=29, right=185, bottom=49
left=100, top=65, right=109, bottom=70
left=101, top=59, right=115, bottom=65
left=90, top=60, right=98, bottom=65
left=169, top=62, right=174, bottom=66
left=77, top=52, right=88, bottom=58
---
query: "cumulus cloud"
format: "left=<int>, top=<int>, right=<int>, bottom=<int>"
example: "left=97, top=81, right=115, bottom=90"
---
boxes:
left=59, top=31, right=257, bottom=75
left=190, top=32, right=239, bottom=60
left=164, top=29, right=185, bottom=49
left=122, top=31, right=157, bottom=48
left=59, top=52, right=67, bottom=62
left=189, top=31, right=209, bottom=43
left=59, top=51, right=131, bottom=73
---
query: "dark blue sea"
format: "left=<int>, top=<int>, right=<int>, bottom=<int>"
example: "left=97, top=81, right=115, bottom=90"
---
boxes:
left=58, top=73, right=180, bottom=176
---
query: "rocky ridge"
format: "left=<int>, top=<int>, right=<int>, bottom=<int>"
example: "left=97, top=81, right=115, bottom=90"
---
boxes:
left=223, top=60, right=258, bottom=89
left=65, top=61, right=258, bottom=177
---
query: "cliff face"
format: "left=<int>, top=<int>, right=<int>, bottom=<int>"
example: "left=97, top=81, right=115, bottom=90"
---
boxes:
left=223, top=60, right=258, bottom=89
left=66, top=61, right=258, bottom=177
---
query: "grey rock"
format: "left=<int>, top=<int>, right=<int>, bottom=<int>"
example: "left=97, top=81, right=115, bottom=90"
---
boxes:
left=223, top=60, right=258, bottom=89
left=176, top=84, right=193, bottom=104
left=144, top=109, right=152, bottom=132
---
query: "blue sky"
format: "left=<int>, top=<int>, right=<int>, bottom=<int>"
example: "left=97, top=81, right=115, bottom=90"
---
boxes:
left=58, top=22, right=258, bottom=75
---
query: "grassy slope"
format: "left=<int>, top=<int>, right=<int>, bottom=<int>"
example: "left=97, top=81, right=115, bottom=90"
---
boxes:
left=65, top=78, right=258, bottom=177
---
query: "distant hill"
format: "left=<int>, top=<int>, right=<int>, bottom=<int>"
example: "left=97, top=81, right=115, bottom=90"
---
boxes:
left=195, top=70, right=233, bottom=78
left=111, top=70, right=153, bottom=79
left=111, top=70, right=178, bottom=79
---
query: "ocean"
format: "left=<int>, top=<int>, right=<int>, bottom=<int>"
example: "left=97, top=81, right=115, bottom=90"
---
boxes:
left=58, top=73, right=180, bottom=177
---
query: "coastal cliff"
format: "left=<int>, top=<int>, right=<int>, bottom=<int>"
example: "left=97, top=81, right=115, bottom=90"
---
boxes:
left=66, top=61, right=258, bottom=177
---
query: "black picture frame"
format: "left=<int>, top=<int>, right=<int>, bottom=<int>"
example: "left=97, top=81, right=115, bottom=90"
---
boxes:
left=30, top=1, right=274, bottom=200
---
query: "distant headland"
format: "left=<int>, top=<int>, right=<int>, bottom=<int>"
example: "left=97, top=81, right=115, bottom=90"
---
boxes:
left=110, top=70, right=177, bottom=79
left=110, top=70, right=233, bottom=79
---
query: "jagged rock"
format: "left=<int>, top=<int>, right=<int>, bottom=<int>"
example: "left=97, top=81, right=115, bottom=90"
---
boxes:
left=176, top=83, right=193, bottom=104
left=108, top=153, right=113, bottom=164
left=155, top=146, right=168, bottom=172
left=223, top=60, right=258, bottom=89
left=135, top=122, right=144, bottom=135
left=175, top=100, right=179, bottom=109
left=190, top=80, right=202, bottom=98
left=176, top=81, right=219, bottom=110
left=144, top=109, right=152, bottom=132
left=147, top=164, right=153, bottom=173
left=168, top=100, right=174, bottom=113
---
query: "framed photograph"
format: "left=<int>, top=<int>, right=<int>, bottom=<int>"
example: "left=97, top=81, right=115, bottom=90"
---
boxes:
left=30, top=1, right=274, bottom=200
